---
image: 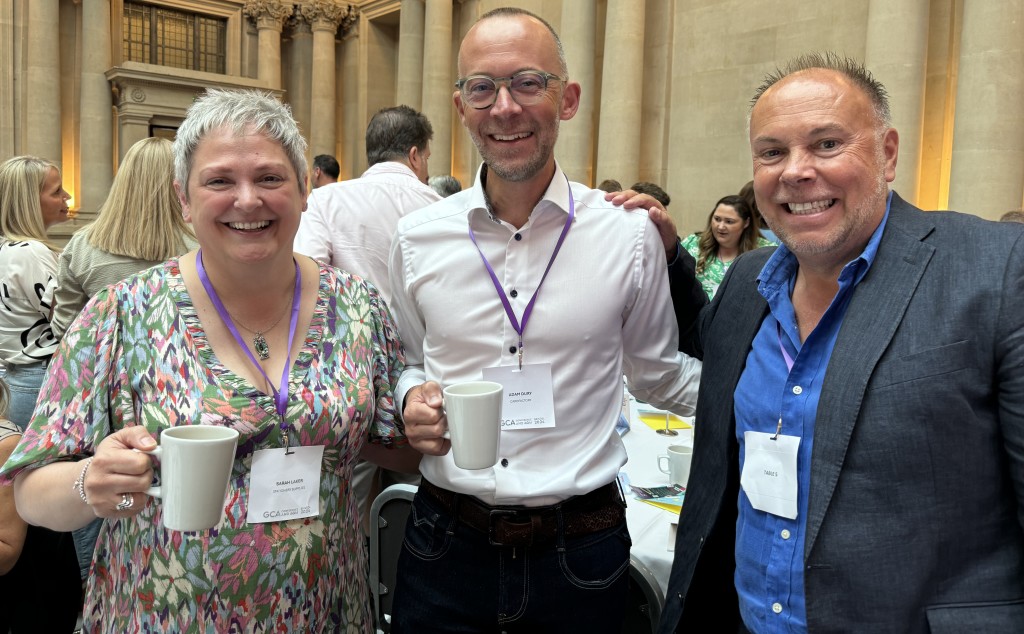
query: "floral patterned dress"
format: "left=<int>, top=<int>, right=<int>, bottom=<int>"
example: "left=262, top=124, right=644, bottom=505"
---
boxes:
left=0, top=259, right=406, bottom=633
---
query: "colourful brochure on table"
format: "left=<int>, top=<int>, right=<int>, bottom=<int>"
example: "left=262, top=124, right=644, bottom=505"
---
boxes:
left=630, top=484, right=685, bottom=513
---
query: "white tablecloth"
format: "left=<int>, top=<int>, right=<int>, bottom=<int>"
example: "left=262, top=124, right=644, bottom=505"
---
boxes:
left=621, top=397, right=693, bottom=598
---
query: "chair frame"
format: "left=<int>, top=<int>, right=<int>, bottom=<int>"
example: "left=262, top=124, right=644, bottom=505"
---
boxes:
left=627, top=554, right=666, bottom=633
left=368, top=483, right=418, bottom=633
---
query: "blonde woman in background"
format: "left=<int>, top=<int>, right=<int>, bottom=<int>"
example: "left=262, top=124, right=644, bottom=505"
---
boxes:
left=49, top=137, right=197, bottom=580
left=51, top=137, right=197, bottom=339
left=0, top=156, right=69, bottom=428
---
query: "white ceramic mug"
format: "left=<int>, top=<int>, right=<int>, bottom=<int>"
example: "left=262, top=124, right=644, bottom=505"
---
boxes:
left=658, top=444, right=693, bottom=487
left=442, top=381, right=503, bottom=470
left=145, top=425, right=240, bottom=531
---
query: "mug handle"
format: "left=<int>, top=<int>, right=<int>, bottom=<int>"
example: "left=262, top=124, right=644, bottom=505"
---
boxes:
left=657, top=455, right=670, bottom=475
left=139, top=445, right=162, bottom=498
left=438, top=396, right=451, bottom=439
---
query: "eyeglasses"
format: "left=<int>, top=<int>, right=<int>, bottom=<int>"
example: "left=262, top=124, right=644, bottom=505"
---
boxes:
left=455, top=70, right=567, bottom=109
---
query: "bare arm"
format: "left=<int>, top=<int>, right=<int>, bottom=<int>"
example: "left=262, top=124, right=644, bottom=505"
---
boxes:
left=0, top=435, right=27, bottom=575
left=13, top=426, right=157, bottom=532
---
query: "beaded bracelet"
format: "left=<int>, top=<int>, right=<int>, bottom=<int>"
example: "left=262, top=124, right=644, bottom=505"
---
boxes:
left=73, top=457, right=92, bottom=505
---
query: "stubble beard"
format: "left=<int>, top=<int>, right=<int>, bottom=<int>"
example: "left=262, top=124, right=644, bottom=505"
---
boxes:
left=473, top=124, right=559, bottom=184
left=773, top=159, right=889, bottom=257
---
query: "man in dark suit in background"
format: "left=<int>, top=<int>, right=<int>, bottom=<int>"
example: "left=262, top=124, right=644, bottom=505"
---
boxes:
left=659, top=52, right=1024, bottom=633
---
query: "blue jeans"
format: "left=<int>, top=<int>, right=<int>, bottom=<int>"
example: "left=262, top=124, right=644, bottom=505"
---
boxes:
left=4, top=360, right=48, bottom=430
left=391, top=488, right=631, bottom=633
left=73, top=518, right=102, bottom=580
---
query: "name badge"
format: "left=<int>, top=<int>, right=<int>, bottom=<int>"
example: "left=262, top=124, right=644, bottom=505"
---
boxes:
left=247, top=445, right=325, bottom=524
left=740, top=431, right=800, bottom=519
left=483, top=363, right=556, bottom=430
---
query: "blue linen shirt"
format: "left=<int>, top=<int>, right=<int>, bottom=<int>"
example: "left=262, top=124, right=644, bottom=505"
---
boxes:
left=733, top=193, right=892, bottom=632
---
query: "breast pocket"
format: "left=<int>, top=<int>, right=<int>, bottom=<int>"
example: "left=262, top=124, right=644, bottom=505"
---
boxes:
left=869, top=340, right=974, bottom=390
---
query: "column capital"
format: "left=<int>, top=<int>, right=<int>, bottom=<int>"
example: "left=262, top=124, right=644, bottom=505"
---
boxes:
left=300, top=1, right=357, bottom=34
left=243, top=0, right=293, bottom=30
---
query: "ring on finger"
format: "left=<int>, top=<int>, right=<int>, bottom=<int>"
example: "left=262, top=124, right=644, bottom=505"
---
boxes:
left=115, top=493, right=134, bottom=512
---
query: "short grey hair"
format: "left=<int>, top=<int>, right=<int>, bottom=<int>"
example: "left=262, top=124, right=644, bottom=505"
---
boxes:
left=173, top=89, right=308, bottom=199
left=751, top=52, right=892, bottom=127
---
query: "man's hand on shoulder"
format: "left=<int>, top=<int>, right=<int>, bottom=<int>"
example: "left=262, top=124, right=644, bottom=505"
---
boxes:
left=402, top=381, right=451, bottom=456
left=605, top=189, right=680, bottom=262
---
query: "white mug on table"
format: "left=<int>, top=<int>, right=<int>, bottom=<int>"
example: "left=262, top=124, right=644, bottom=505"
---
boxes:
left=658, top=444, right=692, bottom=487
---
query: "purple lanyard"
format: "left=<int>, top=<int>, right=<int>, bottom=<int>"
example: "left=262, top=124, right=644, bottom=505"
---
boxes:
left=776, top=322, right=796, bottom=372
left=196, top=249, right=302, bottom=450
left=468, top=178, right=575, bottom=370
left=772, top=322, right=796, bottom=440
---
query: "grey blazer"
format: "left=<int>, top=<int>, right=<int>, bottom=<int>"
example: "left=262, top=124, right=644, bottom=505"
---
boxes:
left=658, top=194, right=1024, bottom=633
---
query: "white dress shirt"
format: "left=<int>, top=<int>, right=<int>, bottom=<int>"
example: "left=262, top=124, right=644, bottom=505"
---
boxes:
left=389, top=164, right=702, bottom=506
left=294, top=161, right=440, bottom=302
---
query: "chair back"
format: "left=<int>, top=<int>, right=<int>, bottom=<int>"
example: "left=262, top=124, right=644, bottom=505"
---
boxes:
left=368, top=483, right=418, bottom=633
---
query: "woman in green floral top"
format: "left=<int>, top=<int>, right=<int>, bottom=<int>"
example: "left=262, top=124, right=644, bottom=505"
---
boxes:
left=0, top=90, right=419, bottom=633
left=681, top=194, right=776, bottom=299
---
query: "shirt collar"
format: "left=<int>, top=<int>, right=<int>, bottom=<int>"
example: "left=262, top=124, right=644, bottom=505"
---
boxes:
left=758, top=190, right=893, bottom=298
left=360, top=160, right=421, bottom=180
left=467, top=162, right=571, bottom=226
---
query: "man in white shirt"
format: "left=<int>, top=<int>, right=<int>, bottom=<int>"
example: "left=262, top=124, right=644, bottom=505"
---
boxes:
left=294, top=105, right=440, bottom=303
left=387, top=8, right=702, bottom=633
left=294, top=105, right=439, bottom=532
left=310, top=154, right=339, bottom=189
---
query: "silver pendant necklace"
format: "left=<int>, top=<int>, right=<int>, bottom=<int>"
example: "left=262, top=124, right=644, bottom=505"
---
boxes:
left=229, top=303, right=290, bottom=360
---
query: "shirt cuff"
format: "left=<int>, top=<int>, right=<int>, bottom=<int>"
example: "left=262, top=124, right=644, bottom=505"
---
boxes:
left=395, top=366, right=428, bottom=428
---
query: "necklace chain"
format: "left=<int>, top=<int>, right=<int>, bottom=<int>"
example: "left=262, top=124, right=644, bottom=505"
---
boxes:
left=223, top=288, right=294, bottom=360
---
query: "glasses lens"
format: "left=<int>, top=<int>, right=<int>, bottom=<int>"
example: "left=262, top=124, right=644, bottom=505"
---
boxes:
left=463, top=77, right=496, bottom=106
left=510, top=72, right=548, bottom=104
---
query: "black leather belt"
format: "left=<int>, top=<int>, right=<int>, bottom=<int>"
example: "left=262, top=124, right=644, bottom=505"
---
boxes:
left=419, top=479, right=625, bottom=547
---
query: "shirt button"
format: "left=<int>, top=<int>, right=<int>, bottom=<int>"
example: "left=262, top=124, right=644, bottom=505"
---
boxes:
left=500, top=458, right=509, bottom=467
left=772, top=602, right=783, bottom=614
left=510, top=289, right=518, bottom=298
left=514, top=233, right=522, bottom=241
left=792, top=385, right=803, bottom=395
left=509, top=346, right=517, bottom=354
left=781, top=529, right=791, bottom=540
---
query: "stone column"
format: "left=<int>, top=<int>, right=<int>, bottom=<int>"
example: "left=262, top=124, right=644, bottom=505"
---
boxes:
left=948, top=0, right=1024, bottom=219
left=397, top=0, right=426, bottom=110
left=25, top=0, right=62, bottom=163
left=242, top=14, right=260, bottom=79
left=243, top=0, right=292, bottom=89
left=638, top=0, right=672, bottom=189
left=864, top=0, right=929, bottom=205
left=287, top=15, right=313, bottom=153
left=0, top=0, right=15, bottom=159
left=558, top=0, right=596, bottom=186
left=339, top=23, right=362, bottom=179
left=422, top=0, right=453, bottom=176
left=303, top=1, right=350, bottom=160
left=596, top=0, right=644, bottom=189
left=78, top=0, right=114, bottom=221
